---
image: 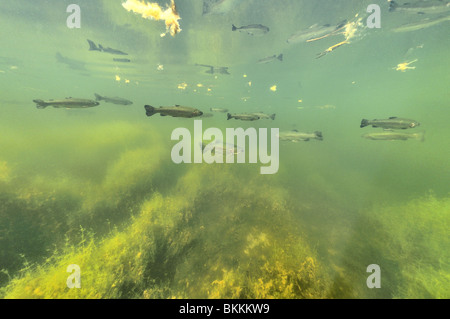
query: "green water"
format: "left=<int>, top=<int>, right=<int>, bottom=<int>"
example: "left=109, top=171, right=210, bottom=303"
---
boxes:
left=0, top=0, right=449, bottom=299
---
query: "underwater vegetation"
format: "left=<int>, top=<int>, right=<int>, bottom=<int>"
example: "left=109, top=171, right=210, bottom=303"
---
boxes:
left=2, top=147, right=447, bottom=299
left=0, top=165, right=329, bottom=299
left=323, top=193, right=450, bottom=299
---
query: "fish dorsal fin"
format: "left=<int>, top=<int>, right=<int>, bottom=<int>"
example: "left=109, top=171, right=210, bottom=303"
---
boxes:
left=175, top=105, right=180, bottom=107
left=389, top=117, right=398, bottom=119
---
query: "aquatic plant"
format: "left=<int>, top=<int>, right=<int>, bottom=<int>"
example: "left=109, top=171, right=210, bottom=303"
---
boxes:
left=326, top=193, right=450, bottom=299
left=1, top=164, right=329, bottom=299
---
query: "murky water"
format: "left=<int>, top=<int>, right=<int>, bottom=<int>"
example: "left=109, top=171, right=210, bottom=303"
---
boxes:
left=0, top=0, right=449, bottom=299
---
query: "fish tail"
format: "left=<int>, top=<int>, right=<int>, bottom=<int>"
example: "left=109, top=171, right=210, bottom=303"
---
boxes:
left=232, top=24, right=237, bottom=31
left=145, top=105, right=157, bottom=117
left=389, top=0, right=399, bottom=12
left=94, top=93, right=103, bottom=101
left=360, top=119, right=369, bottom=128
left=271, top=114, right=276, bottom=120
left=227, top=113, right=232, bottom=120
left=33, top=99, right=48, bottom=109
left=278, top=54, right=283, bottom=61
left=315, top=131, right=323, bottom=140
left=87, top=39, right=100, bottom=51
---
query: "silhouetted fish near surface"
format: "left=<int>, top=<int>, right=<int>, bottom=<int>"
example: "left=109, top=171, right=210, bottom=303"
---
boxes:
left=94, top=93, right=133, bottom=105
left=55, top=52, right=86, bottom=70
left=203, top=0, right=238, bottom=15
left=257, top=54, right=283, bottom=64
left=33, top=98, right=100, bottom=109
left=232, top=24, right=269, bottom=36
left=195, top=64, right=230, bottom=75
left=287, top=21, right=347, bottom=44
left=87, top=39, right=128, bottom=56
left=360, top=117, right=420, bottom=129
left=388, top=0, right=450, bottom=14
left=145, top=105, right=203, bottom=118
left=392, top=15, right=450, bottom=32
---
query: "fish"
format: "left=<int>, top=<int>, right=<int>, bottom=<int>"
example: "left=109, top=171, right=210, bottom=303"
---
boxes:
left=94, top=93, right=133, bottom=105
left=99, top=45, right=129, bottom=56
left=316, top=40, right=349, bottom=59
left=257, top=54, right=283, bottom=64
left=203, top=0, right=238, bottom=15
left=392, top=15, right=450, bottom=32
left=278, top=130, right=323, bottom=142
left=195, top=64, right=230, bottom=75
left=362, top=131, right=425, bottom=141
left=87, top=39, right=128, bottom=56
left=232, top=24, right=270, bottom=36
left=287, top=21, right=347, bottom=44
left=145, top=105, right=203, bottom=118
left=227, top=113, right=261, bottom=121
left=33, top=98, right=100, bottom=109
left=388, top=0, right=450, bottom=14
left=210, top=107, right=229, bottom=113
left=249, top=112, right=276, bottom=120
left=201, top=140, right=244, bottom=156
left=113, top=58, right=131, bottom=63
left=55, top=52, right=86, bottom=70
left=360, top=117, right=420, bottom=129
